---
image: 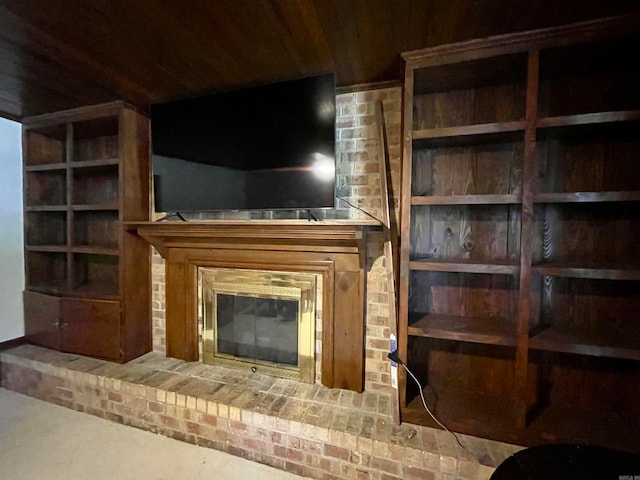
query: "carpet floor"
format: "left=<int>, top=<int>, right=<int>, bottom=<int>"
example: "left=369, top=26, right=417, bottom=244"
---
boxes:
left=0, top=387, right=307, bottom=480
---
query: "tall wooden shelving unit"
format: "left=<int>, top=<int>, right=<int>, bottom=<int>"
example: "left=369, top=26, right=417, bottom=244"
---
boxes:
left=23, top=101, right=151, bottom=363
left=398, top=15, right=640, bottom=451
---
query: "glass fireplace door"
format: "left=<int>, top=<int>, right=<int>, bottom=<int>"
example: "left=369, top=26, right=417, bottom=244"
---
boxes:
left=201, top=268, right=316, bottom=383
left=216, top=294, right=299, bottom=366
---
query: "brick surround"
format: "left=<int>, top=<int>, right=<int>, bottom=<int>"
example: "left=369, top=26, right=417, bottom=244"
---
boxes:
left=151, top=87, right=403, bottom=394
left=1, top=344, right=521, bottom=479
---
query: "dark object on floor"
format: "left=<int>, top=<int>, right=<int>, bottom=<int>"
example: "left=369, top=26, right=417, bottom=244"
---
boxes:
left=490, top=444, right=640, bottom=480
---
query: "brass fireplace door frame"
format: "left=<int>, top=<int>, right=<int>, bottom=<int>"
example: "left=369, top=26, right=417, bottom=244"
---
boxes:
left=201, top=268, right=316, bottom=383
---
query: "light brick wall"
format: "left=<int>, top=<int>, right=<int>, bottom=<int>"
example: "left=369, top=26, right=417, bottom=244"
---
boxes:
left=335, top=88, right=402, bottom=223
left=151, top=86, right=403, bottom=393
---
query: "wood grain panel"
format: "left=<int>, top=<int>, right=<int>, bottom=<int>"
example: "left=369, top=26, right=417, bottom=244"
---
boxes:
left=71, top=166, right=118, bottom=206
left=119, top=231, right=151, bottom=362
left=408, top=271, right=518, bottom=323
left=412, top=139, right=523, bottom=196
left=532, top=203, right=640, bottom=267
left=71, top=253, right=119, bottom=297
left=2, top=3, right=638, bottom=119
left=332, top=270, right=364, bottom=391
left=165, top=256, right=190, bottom=360
left=409, top=337, right=517, bottom=397
left=25, top=251, right=67, bottom=292
left=529, top=351, right=640, bottom=425
left=413, top=82, right=526, bottom=130
left=538, top=35, right=640, bottom=117
left=23, top=291, right=61, bottom=350
left=25, top=211, right=66, bottom=246
left=73, top=211, right=118, bottom=248
left=534, top=277, right=640, bottom=351
left=410, top=204, right=520, bottom=262
left=537, top=124, right=640, bottom=194
left=60, top=297, right=121, bottom=360
left=24, top=171, right=66, bottom=207
left=23, top=129, right=66, bottom=165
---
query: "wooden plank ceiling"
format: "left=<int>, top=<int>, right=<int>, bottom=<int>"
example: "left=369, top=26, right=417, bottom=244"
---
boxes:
left=0, top=0, right=637, bottom=120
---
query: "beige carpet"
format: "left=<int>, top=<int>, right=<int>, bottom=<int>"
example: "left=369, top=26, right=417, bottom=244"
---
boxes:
left=0, top=387, right=307, bottom=480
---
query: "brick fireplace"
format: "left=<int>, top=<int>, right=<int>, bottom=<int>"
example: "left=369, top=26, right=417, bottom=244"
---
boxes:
left=135, top=221, right=374, bottom=392
left=146, top=87, right=406, bottom=396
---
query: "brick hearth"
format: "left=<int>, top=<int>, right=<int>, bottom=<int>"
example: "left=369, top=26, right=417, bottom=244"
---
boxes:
left=1, top=343, right=521, bottom=479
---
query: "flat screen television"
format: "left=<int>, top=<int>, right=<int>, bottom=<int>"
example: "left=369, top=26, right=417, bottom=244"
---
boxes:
left=151, top=74, right=336, bottom=213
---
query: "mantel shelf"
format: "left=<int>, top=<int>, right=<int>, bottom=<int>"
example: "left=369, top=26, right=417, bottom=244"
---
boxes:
left=127, top=220, right=379, bottom=258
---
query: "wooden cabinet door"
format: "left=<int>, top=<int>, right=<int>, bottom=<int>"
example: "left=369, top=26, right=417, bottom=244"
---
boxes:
left=60, top=298, right=121, bottom=360
left=24, top=291, right=61, bottom=350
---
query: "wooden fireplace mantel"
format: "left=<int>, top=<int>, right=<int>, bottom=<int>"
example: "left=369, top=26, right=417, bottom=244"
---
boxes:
left=128, top=220, right=380, bottom=392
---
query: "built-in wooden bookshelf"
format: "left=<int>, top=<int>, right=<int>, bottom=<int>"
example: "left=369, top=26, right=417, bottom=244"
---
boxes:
left=399, top=15, right=640, bottom=452
left=23, top=102, right=151, bottom=362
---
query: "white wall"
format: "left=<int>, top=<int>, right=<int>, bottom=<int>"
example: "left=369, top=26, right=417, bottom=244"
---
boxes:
left=0, top=118, right=24, bottom=342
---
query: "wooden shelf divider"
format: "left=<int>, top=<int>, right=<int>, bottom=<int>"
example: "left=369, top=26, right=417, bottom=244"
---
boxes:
left=24, top=162, right=67, bottom=172
left=532, top=263, right=640, bottom=280
left=25, top=245, right=68, bottom=253
left=536, top=110, right=640, bottom=129
left=71, top=158, right=120, bottom=169
left=409, top=258, right=520, bottom=274
left=412, top=194, right=520, bottom=205
left=408, top=314, right=518, bottom=346
left=71, top=203, right=119, bottom=211
left=25, top=205, right=68, bottom=212
left=530, top=326, right=640, bottom=361
left=413, top=120, right=526, bottom=141
left=534, top=191, right=640, bottom=203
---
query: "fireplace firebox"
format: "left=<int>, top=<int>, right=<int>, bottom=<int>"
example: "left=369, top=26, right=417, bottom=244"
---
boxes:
left=201, top=268, right=317, bottom=383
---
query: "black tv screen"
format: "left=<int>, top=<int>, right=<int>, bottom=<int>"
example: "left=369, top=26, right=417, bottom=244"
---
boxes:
left=151, top=74, right=336, bottom=212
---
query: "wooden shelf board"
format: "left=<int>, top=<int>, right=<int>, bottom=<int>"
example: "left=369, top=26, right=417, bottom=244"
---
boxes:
left=24, top=162, right=67, bottom=172
left=411, top=194, right=520, bottom=205
left=537, top=110, right=640, bottom=129
left=72, top=283, right=119, bottom=298
left=413, top=121, right=526, bottom=141
left=402, top=387, right=519, bottom=443
left=71, top=246, right=119, bottom=256
left=25, top=284, right=68, bottom=296
left=71, top=158, right=119, bottom=169
left=409, top=259, right=519, bottom=274
left=26, top=245, right=67, bottom=253
left=523, top=405, right=640, bottom=454
left=534, top=191, right=640, bottom=203
left=72, top=203, right=119, bottom=211
left=408, top=314, right=518, bottom=346
left=531, top=263, right=640, bottom=280
left=25, top=205, right=67, bottom=212
left=404, top=388, right=639, bottom=451
left=530, top=326, right=640, bottom=361
left=26, top=282, right=119, bottom=300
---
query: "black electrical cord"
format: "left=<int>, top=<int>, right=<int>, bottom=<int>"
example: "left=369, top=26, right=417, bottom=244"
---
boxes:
left=335, top=196, right=383, bottom=224
left=388, top=350, right=472, bottom=455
